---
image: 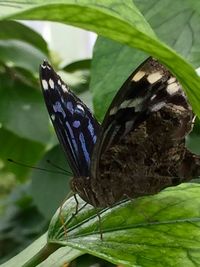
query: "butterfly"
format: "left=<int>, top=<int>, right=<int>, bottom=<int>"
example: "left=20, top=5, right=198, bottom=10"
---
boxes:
left=39, top=57, right=200, bottom=208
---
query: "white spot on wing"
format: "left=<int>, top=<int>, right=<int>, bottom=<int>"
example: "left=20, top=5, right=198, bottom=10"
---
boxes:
left=147, top=72, right=162, bottom=84
left=150, top=101, right=166, bottom=112
left=122, top=98, right=143, bottom=109
left=41, top=64, right=51, bottom=70
left=109, top=97, right=143, bottom=115
left=124, top=120, right=134, bottom=135
left=49, top=79, right=54, bottom=89
left=51, top=114, right=55, bottom=121
left=58, top=79, right=61, bottom=85
left=150, top=94, right=156, bottom=101
left=42, top=79, right=48, bottom=90
left=77, top=104, right=84, bottom=111
left=62, top=84, right=68, bottom=92
left=132, top=71, right=145, bottom=82
left=167, top=77, right=176, bottom=84
left=109, top=107, right=117, bottom=115
left=166, top=82, right=180, bottom=95
left=41, top=64, right=46, bottom=69
left=172, top=104, right=186, bottom=112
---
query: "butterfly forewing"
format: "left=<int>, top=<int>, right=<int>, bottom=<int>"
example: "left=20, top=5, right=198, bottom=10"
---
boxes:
left=40, top=61, right=100, bottom=177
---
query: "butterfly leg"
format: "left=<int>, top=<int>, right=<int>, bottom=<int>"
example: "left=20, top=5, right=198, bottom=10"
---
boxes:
left=74, top=194, right=79, bottom=214
left=96, top=210, right=103, bottom=240
left=58, top=194, right=89, bottom=239
left=71, top=195, right=88, bottom=218
left=58, top=197, right=69, bottom=239
left=57, top=192, right=79, bottom=239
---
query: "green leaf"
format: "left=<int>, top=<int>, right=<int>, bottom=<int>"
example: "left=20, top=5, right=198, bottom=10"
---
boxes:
left=30, top=145, right=72, bottom=219
left=135, top=0, right=200, bottom=67
left=186, top=117, right=200, bottom=155
left=62, top=59, right=91, bottom=72
left=0, top=128, right=45, bottom=181
left=0, top=234, right=83, bottom=267
left=36, top=247, right=84, bottom=267
left=0, top=40, right=46, bottom=73
left=59, top=69, right=90, bottom=95
left=48, top=184, right=200, bottom=267
left=0, top=183, right=47, bottom=263
left=62, top=59, right=91, bottom=94
left=0, top=20, right=48, bottom=55
left=91, top=38, right=147, bottom=120
left=91, top=0, right=200, bottom=119
left=0, top=234, right=47, bottom=267
left=68, top=254, right=116, bottom=267
left=0, top=70, right=51, bottom=144
left=1, top=1, right=199, bottom=118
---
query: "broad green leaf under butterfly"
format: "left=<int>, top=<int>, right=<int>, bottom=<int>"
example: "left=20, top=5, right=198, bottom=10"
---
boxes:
left=47, top=184, right=200, bottom=267
left=2, top=184, right=200, bottom=267
left=1, top=0, right=200, bottom=117
left=0, top=234, right=83, bottom=267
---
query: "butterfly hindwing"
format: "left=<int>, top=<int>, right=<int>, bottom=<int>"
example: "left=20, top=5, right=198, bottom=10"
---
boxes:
left=40, top=61, right=100, bottom=177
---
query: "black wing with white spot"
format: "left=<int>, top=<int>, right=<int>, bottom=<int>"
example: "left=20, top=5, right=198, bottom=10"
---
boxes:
left=90, top=58, right=188, bottom=179
left=40, top=60, right=100, bottom=177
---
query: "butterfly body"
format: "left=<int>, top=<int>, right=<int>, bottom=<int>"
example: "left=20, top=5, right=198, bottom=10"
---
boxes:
left=40, top=58, right=200, bottom=208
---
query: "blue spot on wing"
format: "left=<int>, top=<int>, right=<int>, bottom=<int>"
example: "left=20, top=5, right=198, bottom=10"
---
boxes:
left=53, top=101, right=66, bottom=118
left=93, top=135, right=97, bottom=143
left=66, top=101, right=74, bottom=114
left=79, top=132, right=90, bottom=165
left=88, top=119, right=97, bottom=143
left=66, top=121, right=79, bottom=154
left=73, top=120, right=81, bottom=128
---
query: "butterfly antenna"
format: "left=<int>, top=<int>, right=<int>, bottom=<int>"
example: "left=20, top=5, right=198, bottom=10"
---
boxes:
left=46, top=159, right=72, bottom=176
left=7, top=158, right=67, bottom=176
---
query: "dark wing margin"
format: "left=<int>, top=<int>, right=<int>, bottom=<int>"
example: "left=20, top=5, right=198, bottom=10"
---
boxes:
left=90, top=57, right=189, bottom=179
left=39, top=60, right=100, bottom=177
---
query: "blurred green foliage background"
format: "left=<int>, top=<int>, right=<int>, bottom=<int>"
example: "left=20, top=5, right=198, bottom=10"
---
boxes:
left=1, top=1, right=200, bottom=266
left=0, top=20, right=94, bottom=263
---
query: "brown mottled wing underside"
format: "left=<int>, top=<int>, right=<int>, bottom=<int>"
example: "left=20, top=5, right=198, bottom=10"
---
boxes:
left=89, top=58, right=200, bottom=207
left=93, top=104, right=200, bottom=207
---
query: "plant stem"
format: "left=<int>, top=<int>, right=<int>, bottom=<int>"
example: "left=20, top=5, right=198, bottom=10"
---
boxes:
left=22, top=243, right=62, bottom=267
